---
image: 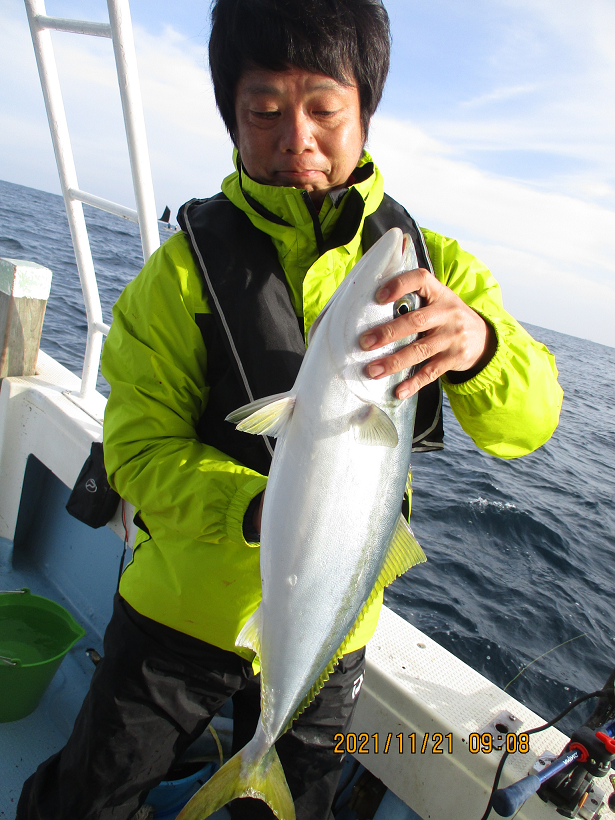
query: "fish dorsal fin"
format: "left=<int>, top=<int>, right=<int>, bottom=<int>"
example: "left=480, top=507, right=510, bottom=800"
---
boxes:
left=351, top=404, right=398, bottom=447
left=406, top=469, right=413, bottom=497
left=283, top=514, right=426, bottom=734
left=225, top=393, right=296, bottom=438
left=235, top=605, right=262, bottom=659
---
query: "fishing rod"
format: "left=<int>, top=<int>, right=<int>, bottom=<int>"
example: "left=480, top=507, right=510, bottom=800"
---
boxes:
left=480, top=668, right=615, bottom=820
left=492, top=719, right=615, bottom=817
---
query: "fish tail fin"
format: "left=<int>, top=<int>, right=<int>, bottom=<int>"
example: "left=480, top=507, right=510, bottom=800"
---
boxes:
left=176, top=735, right=295, bottom=820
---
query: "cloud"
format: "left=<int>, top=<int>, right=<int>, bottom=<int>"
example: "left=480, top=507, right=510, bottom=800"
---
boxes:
left=384, top=0, right=615, bottom=211
left=0, top=1, right=233, bottom=216
left=456, top=241, right=615, bottom=348
left=460, top=84, right=539, bottom=109
left=368, top=116, right=615, bottom=346
left=130, top=24, right=234, bottom=212
left=374, top=0, right=615, bottom=346
left=0, top=7, right=58, bottom=192
left=369, top=118, right=615, bottom=275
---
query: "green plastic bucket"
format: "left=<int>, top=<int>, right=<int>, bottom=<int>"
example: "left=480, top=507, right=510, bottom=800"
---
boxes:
left=0, top=588, right=86, bottom=722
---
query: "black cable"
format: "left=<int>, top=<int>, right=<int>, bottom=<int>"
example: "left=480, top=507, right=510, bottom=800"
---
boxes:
left=478, top=688, right=612, bottom=820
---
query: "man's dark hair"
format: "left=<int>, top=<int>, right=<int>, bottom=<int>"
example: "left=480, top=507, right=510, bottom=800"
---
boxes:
left=209, top=0, right=391, bottom=142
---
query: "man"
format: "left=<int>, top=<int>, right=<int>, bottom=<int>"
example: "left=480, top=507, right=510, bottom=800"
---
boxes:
left=17, top=0, right=563, bottom=818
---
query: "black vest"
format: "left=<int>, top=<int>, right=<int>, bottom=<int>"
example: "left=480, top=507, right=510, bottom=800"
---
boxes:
left=177, top=191, right=443, bottom=477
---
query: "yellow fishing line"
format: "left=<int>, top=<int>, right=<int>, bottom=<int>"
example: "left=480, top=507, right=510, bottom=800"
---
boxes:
left=504, top=633, right=588, bottom=691
left=207, top=724, right=224, bottom=769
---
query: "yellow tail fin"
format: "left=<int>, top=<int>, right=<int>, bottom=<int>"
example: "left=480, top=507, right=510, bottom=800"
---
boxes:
left=176, top=738, right=295, bottom=820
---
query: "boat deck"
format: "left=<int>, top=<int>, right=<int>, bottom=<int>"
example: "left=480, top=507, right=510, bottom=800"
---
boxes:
left=0, top=458, right=121, bottom=815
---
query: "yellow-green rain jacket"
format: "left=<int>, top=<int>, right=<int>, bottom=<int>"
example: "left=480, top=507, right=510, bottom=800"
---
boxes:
left=101, top=152, right=563, bottom=662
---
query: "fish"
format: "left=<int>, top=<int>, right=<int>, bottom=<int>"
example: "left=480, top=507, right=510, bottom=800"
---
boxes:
left=176, top=227, right=427, bottom=820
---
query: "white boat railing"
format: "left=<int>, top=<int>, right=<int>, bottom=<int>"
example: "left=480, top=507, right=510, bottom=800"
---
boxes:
left=24, top=0, right=160, bottom=404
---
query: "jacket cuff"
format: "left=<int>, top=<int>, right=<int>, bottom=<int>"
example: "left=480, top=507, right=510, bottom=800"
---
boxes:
left=441, top=312, right=507, bottom=396
left=243, top=492, right=264, bottom=543
left=226, top=476, right=268, bottom=547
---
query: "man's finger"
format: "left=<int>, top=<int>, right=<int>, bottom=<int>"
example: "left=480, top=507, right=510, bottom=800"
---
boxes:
left=360, top=302, right=443, bottom=352
left=375, top=267, right=434, bottom=304
left=365, top=331, right=447, bottom=379
left=396, top=353, right=447, bottom=400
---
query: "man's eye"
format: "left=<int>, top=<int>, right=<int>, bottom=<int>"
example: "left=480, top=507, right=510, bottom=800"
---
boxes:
left=252, top=110, right=280, bottom=119
left=314, top=110, right=337, bottom=117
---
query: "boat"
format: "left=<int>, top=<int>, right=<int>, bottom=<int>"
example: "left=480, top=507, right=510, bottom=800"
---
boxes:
left=1, top=1, right=613, bottom=818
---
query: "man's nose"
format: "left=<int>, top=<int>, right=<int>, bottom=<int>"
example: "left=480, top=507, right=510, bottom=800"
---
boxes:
left=280, top=110, right=315, bottom=153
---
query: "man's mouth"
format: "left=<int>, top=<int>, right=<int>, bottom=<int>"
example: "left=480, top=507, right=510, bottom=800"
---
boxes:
left=276, top=166, right=327, bottom=175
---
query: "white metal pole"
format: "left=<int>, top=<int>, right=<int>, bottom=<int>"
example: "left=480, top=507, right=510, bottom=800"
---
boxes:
left=107, top=0, right=160, bottom=261
left=34, top=16, right=112, bottom=37
left=24, top=0, right=105, bottom=398
left=68, top=188, right=139, bottom=223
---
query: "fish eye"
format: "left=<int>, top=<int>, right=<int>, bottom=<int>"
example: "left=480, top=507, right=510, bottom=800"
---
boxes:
left=394, top=293, right=419, bottom=318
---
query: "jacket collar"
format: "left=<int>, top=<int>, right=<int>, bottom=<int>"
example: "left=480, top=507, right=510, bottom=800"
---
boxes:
left=221, top=148, right=384, bottom=256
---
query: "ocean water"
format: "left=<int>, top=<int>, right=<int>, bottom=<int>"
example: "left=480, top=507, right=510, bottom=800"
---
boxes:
left=0, top=178, right=174, bottom=394
left=1, top=178, right=613, bottom=734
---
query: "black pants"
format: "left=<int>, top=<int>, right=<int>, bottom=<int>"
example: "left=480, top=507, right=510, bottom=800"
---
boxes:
left=17, top=595, right=366, bottom=820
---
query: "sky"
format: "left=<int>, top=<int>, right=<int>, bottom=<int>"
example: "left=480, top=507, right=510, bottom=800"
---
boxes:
left=1, top=0, right=615, bottom=346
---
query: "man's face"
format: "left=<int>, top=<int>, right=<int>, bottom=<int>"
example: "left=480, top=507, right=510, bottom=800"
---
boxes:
left=234, top=66, right=364, bottom=206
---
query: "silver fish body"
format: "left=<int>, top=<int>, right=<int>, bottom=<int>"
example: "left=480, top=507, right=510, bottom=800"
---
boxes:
left=256, top=227, right=422, bottom=740
left=177, top=227, right=426, bottom=820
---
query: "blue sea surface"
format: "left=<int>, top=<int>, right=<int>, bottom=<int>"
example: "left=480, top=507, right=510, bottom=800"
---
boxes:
left=1, top=178, right=613, bottom=734
left=0, top=178, right=174, bottom=394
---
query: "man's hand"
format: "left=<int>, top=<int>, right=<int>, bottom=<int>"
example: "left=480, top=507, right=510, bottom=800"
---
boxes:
left=359, top=268, right=497, bottom=399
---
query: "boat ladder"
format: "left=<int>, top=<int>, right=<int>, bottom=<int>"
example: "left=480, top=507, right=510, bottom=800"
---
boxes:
left=24, top=0, right=160, bottom=416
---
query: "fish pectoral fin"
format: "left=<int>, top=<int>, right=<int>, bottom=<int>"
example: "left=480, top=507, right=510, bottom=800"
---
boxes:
left=226, top=393, right=296, bottom=438
left=351, top=404, right=398, bottom=447
left=377, top=513, right=426, bottom=589
left=235, top=605, right=262, bottom=658
left=176, top=739, right=295, bottom=820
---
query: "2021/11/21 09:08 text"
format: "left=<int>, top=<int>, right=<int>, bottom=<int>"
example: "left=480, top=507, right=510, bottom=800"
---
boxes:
left=333, top=732, right=531, bottom=755
left=333, top=732, right=454, bottom=754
